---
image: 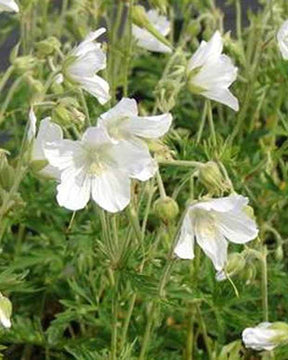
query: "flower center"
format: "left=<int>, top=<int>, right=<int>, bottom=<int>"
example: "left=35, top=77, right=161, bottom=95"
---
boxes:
left=106, top=116, right=130, bottom=141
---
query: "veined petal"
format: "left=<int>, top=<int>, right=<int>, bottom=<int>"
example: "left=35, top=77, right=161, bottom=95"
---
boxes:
left=91, top=169, right=130, bottom=213
left=57, top=168, right=91, bottom=211
left=99, top=98, right=138, bottom=122
left=79, top=75, right=110, bottom=104
left=0, top=0, right=19, bottom=12
left=111, top=139, right=157, bottom=181
left=216, top=210, right=258, bottom=244
left=44, top=139, right=83, bottom=171
left=132, top=25, right=172, bottom=54
left=174, top=211, right=195, bottom=259
left=203, top=87, right=239, bottom=111
left=195, top=216, right=228, bottom=271
left=32, top=118, right=63, bottom=161
left=127, top=113, right=172, bottom=138
left=192, top=195, right=248, bottom=213
left=188, top=31, right=223, bottom=72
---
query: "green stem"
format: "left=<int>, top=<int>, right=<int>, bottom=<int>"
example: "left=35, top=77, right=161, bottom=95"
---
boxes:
left=207, top=101, right=216, bottom=146
left=0, top=66, right=14, bottom=94
left=195, top=304, right=213, bottom=360
left=159, top=160, right=202, bottom=168
left=261, top=246, right=269, bottom=322
left=79, top=89, right=91, bottom=126
left=186, top=309, right=194, bottom=360
left=138, top=302, right=157, bottom=360
left=156, top=170, right=166, bottom=199
left=196, top=101, right=208, bottom=144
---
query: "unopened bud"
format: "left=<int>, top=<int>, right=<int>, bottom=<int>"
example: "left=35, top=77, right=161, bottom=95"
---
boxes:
left=216, top=253, right=246, bottom=281
left=36, top=37, right=61, bottom=57
left=275, top=245, right=284, bottom=261
left=0, top=151, right=14, bottom=191
left=0, top=295, right=12, bottom=328
left=13, top=56, right=36, bottom=74
left=132, top=5, right=172, bottom=49
left=198, top=161, right=229, bottom=195
left=153, top=196, right=179, bottom=223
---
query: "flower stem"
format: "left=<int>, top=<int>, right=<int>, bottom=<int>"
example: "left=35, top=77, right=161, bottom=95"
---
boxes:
left=195, top=304, right=213, bottom=360
left=158, top=160, right=202, bottom=168
left=156, top=170, right=166, bottom=199
left=138, top=302, right=157, bottom=360
left=0, top=66, right=14, bottom=94
left=196, top=101, right=208, bottom=144
left=261, top=245, right=269, bottom=322
left=207, top=101, right=216, bottom=146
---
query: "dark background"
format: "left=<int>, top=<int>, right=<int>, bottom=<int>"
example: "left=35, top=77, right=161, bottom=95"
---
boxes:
left=0, top=0, right=260, bottom=71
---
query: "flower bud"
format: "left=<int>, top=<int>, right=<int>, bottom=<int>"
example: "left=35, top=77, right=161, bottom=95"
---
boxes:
left=12, top=56, right=36, bottom=74
left=132, top=5, right=172, bottom=49
left=216, top=252, right=246, bottom=281
left=52, top=98, right=85, bottom=128
left=153, top=196, right=179, bottom=223
left=0, top=295, right=12, bottom=328
left=275, top=245, right=284, bottom=261
left=198, top=161, right=229, bottom=195
left=150, top=0, right=168, bottom=13
left=242, top=322, right=288, bottom=351
left=0, top=151, right=14, bottom=191
left=36, top=37, right=61, bottom=57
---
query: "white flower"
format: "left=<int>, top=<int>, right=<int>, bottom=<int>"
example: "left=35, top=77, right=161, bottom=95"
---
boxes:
left=242, top=322, right=288, bottom=351
left=97, top=98, right=172, bottom=181
left=277, top=20, right=288, bottom=60
left=0, top=0, right=19, bottom=12
left=28, top=109, right=62, bottom=179
left=174, top=194, right=258, bottom=271
left=132, top=9, right=172, bottom=53
left=0, top=295, right=12, bottom=329
left=187, top=31, right=239, bottom=111
left=43, top=126, right=150, bottom=213
left=64, top=28, right=110, bottom=104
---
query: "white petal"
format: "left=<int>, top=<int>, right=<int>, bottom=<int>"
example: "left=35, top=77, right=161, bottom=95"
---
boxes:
left=132, top=25, right=172, bottom=54
left=277, top=20, right=288, bottom=60
left=174, top=211, right=195, bottom=259
left=91, top=169, right=130, bottom=213
left=0, top=0, right=19, bottom=12
left=127, top=113, right=172, bottom=139
left=203, top=88, right=239, bottom=111
left=57, top=167, right=91, bottom=211
left=68, top=47, right=106, bottom=77
left=112, top=139, right=157, bottom=181
left=32, top=118, right=63, bottom=161
left=193, top=195, right=248, bottom=213
left=99, top=98, right=138, bottom=122
left=82, top=126, right=111, bottom=147
left=44, top=139, right=83, bottom=171
left=146, top=9, right=170, bottom=37
left=216, top=210, right=258, bottom=244
left=79, top=75, right=110, bottom=104
left=28, top=108, right=37, bottom=141
left=188, top=31, right=223, bottom=72
left=194, top=216, right=228, bottom=271
left=242, top=323, right=277, bottom=351
left=72, top=28, right=106, bottom=58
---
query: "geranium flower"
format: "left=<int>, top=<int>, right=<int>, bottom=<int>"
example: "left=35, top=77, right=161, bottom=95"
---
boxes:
left=43, top=126, right=155, bottom=213
left=132, top=9, right=172, bottom=53
left=242, top=322, right=288, bottom=351
left=28, top=109, right=62, bottom=178
left=277, top=20, right=288, bottom=60
left=174, top=195, right=258, bottom=271
left=187, top=31, right=239, bottom=111
left=63, top=28, right=110, bottom=104
left=0, top=0, right=19, bottom=12
left=97, top=97, right=172, bottom=180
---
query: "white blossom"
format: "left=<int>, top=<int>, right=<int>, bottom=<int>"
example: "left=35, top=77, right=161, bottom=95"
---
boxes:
left=242, top=322, right=288, bottom=351
left=64, top=28, right=110, bottom=104
left=98, top=98, right=172, bottom=181
left=28, top=109, right=62, bottom=179
left=277, top=20, right=288, bottom=60
left=187, top=31, right=239, bottom=111
left=0, top=0, right=19, bottom=12
left=174, top=195, right=258, bottom=271
left=132, top=9, right=172, bottom=53
left=0, top=295, right=12, bottom=329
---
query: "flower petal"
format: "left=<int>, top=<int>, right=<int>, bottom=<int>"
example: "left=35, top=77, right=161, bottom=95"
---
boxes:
left=127, top=113, right=172, bottom=139
left=91, top=169, right=130, bottom=213
left=0, top=0, right=19, bottom=12
left=195, top=217, right=228, bottom=271
left=132, top=25, right=172, bottom=53
left=277, top=20, right=288, bottom=60
left=192, top=195, right=248, bottom=213
left=203, top=88, right=239, bottom=111
left=174, top=211, right=195, bottom=259
left=57, top=168, right=91, bottom=211
left=79, top=75, right=110, bottom=104
left=28, top=108, right=37, bottom=142
left=99, top=98, right=139, bottom=122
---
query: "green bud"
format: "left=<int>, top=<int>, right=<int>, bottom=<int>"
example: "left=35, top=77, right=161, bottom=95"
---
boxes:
left=36, top=37, right=61, bottom=57
left=216, top=253, right=246, bottom=281
left=268, top=322, right=288, bottom=346
left=275, top=245, right=284, bottom=261
left=132, top=5, right=172, bottom=49
left=12, top=56, right=36, bottom=74
left=153, top=196, right=179, bottom=223
left=218, top=340, right=243, bottom=360
left=0, top=151, right=15, bottom=191
left=25, top=76, right=45, bottom=99
left=186, top=21, right=201, bottom=38
left=198, top=161, right=229, bottom=195
left=0, top=295, right=12, bottom=328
